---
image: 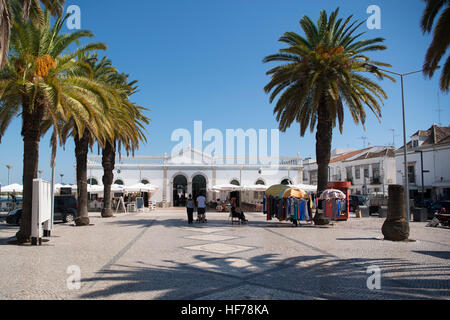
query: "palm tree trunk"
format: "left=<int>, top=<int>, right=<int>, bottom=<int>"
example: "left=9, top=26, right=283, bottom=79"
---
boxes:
left=101, top=141, right=115, bottom=218
left=313, top=99, right=333, bottom=226
left=16, top=100, right=43, bottom=244
left=74, top=131, right=90, bottom=226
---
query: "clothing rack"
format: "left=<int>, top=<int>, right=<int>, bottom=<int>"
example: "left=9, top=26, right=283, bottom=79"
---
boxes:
left=263, top=195, right=315, bottom=226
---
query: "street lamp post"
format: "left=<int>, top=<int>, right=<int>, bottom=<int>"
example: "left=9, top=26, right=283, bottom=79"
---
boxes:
left=6, top=165, right=12, bottom=185
left=6, top=165, right=12, bottom=202
left=363, top=63, right=439, bottom=226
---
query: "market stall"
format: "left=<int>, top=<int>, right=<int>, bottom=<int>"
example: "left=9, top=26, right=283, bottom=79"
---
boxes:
left=209, top=184, right=243, bottom=212
left=325, top=181, right=351, bottom=221
left=320, top=188, right=348, bottom=221
left=242, top=184, right=269, bottom=212
left=124, top=183, right=159, bottom=211
left=263, top=185, right=313, bottom=226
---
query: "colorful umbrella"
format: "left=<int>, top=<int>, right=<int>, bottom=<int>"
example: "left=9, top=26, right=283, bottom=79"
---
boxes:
left=265, top=185, right=309, bottom=199
left=319, top=189, right=346, bottom=200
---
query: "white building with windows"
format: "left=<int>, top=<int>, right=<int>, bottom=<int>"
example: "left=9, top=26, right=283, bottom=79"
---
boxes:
left=87, top=147, right=303, bottom=207
left=395, top=125, right=450, bottom=202
left=302, top=146, right=397, bottom=195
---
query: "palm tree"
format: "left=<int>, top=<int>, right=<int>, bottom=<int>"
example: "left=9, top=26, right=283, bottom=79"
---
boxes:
left=71, top=55, right=149, bottom=218
left=0, top=0, right=65, bottom=69
left=421, top=0, right=450, bottom=92
left=100, top=74, right=149, bottom=218
left=58, top=56, right=122, bottom=226
left=263, top=8, right=392, bottom=225
left=0, top=9, right=106, bottom=243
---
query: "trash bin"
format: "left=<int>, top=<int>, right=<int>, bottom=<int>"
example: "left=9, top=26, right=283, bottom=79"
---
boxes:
left=379, top=206, right=388, bottom=218
left=359, top=205, right=370, bottom=217
left=413, top=208, right=428, bottom=222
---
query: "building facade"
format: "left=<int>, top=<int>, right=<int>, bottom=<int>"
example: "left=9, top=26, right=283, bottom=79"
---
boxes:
left=302, top=146, right=397, bottom=195
left=395, top=125, right=450, bottom=202
left=87, top=147, right=303, bottom=207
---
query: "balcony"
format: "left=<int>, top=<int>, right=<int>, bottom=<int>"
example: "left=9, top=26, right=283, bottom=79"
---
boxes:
left=371, top=177, right=382, bottom=185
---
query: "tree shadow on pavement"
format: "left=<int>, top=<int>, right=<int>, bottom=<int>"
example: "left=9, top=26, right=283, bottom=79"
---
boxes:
left=78, top=252, right=450, bottom=300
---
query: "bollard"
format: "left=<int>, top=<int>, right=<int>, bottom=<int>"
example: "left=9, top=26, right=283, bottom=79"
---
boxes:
left=382, top=185, right=410, bottom=241
left=379, top=206, right=388, bottom=218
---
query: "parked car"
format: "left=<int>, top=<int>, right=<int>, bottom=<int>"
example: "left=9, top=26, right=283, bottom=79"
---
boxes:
left=428, top=200, right=450, bottom=219
left=349, top=195, right=369, bottom=212
left=6, top=209, right=22, bottom=225
left=6, top=196, right=78, bottom=225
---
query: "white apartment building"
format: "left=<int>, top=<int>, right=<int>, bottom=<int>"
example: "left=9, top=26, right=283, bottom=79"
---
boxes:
left=395, top=125, right=450, bottom=202
left=302, top=146, right=397, bottom=195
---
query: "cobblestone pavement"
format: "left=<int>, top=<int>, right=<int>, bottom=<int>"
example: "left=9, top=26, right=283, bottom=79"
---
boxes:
left=0, top=209, right=449, bottom=300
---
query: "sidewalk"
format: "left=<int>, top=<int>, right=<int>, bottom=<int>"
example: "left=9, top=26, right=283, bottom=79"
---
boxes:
left=0, top=209, right=449, bottom=300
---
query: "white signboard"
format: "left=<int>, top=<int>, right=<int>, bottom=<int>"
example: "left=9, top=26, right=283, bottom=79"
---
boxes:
left=31, top=179, right=52, bottom=245
left=136, top=197, right=144, bottom=210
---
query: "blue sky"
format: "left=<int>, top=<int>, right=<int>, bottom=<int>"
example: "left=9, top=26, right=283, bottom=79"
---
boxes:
left=0, top=0, right=449, bottom=185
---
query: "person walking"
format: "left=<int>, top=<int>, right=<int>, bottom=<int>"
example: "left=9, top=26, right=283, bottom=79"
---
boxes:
left=186, top=194, right=194, bottom=224
left=196, top=192, right=207, bottom=223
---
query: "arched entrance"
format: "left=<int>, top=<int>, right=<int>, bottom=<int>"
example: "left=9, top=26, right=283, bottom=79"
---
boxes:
left=192, top=175, right=207, bottom=202
left=173, top=175, right=188, bottom=207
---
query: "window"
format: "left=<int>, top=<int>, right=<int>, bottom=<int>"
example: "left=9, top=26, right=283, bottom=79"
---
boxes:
left=114, top=179, right=124, bottom=185
left=281, top=179, right=292, bottom=186
left=412, top=140, right=419, bottom=148
left=408, top=165, right=416, bottom=184
left=364, top=165, right=370, bottom=179
left=355, top=166, right=361, bottom=180
left=230, top=180, right=240, bottom=186
left=141, top=179, right=150, bottom=185
left=372, top=163, right=380, bottom=178
left=303, top=171, right=308, bottom=181
left=310, top=171, right=318, bottom=185
left=346, top=167, right=353, bottom=180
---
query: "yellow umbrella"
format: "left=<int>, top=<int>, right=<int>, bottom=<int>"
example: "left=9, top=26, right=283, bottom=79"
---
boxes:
left=283, top=188, right=308, bottom=199
left=265, top=185, right=308, bottom=199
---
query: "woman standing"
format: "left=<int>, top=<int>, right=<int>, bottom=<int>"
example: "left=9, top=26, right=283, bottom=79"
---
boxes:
left=186, top=194, right=194, bottom=224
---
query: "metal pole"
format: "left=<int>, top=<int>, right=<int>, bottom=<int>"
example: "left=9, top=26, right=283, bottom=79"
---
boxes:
left=50, top=164, right=55, bottom=230
left=401, top=75, right=411, bottom=225
left=420, top=151, right=425, bottom=207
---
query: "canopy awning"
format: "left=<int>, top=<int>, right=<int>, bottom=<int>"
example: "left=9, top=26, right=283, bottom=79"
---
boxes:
left=1, top=184, right=23, bottom=193
left=210, top=184, right=243, bottom=192
left=124, top=183, right=159, bottom=193
left=242, top=185, right=269, bottom=192
left=54, top=184, right=77, bottom=192
left=87, top=185, right=104, bottom=193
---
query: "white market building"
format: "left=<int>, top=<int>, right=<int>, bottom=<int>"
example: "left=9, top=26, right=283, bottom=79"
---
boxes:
left=87, top=147, right=304, bottom=207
